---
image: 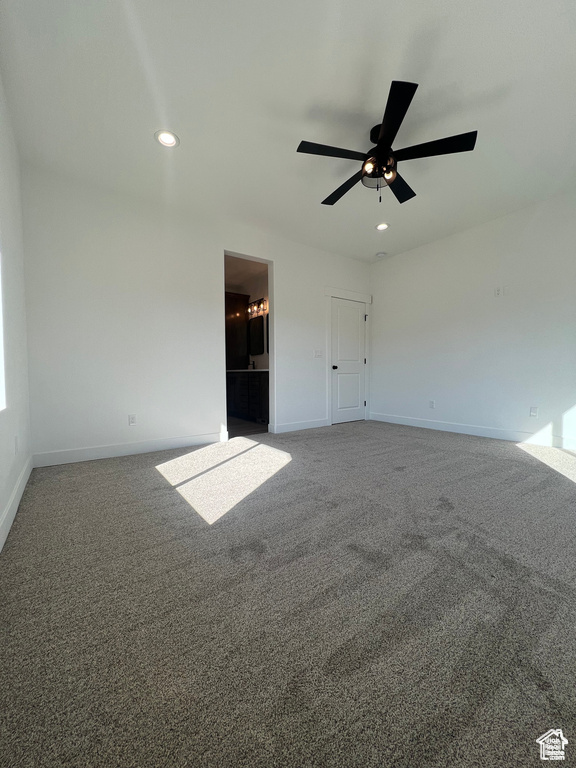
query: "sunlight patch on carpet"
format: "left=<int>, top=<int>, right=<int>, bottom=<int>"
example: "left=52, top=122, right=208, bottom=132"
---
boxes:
left=517, top=442, right=576, bottom=484
left=156, top=437, right=292, bottom=524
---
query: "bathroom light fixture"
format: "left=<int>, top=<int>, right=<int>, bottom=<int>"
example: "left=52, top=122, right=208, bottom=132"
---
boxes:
left=247, top=298, right=267, bottom=318
left=375, top=223, right=389, bottom=231
left=154, top=130, right=180, bottom=147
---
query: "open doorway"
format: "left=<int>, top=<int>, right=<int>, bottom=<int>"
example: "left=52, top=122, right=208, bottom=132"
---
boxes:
left=224, top=254, right=270, bottom=439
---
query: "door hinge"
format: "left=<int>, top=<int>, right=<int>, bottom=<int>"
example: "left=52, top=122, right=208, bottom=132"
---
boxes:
left=364, top=358, right=367, bottom=364
left=364, top=400, right=366, bottom=406
left=364, top=314, right=368, bottom=321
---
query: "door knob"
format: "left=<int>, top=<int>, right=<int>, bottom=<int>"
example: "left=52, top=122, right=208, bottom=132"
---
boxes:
left=332, top=365, right=338, bottom=369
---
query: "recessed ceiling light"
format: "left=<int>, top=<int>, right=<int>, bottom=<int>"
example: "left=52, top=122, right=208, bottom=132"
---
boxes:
left=375, top=223, right=389, bottom=231
left=154, top=130, right=180, bottom=147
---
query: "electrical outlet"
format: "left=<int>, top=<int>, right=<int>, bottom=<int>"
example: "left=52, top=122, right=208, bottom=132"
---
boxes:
left=529, top=406, right=538, bottom=418
left=128, top=414, right=136, bottom=426
left=429, top=400, right=436, bottom=409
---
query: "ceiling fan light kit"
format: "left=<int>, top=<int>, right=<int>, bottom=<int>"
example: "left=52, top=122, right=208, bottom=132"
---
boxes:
left=297, top=80, right=477, bottom=205
left=361, top=155, right=396, bottom=188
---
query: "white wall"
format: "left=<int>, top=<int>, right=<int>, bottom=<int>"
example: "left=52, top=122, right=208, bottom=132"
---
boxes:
left=0, top=74, right=31, bottom=551
left=369, top=189, right=576, bottom=448
left=23, top=166, right=370, bottom=465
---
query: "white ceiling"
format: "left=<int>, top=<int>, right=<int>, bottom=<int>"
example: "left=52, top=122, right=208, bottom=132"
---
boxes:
left=1, top=0, right=575, bottom=261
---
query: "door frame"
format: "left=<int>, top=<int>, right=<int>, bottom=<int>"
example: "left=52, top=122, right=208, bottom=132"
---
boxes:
left=324, top=287, right=372, bottom=426
left=224, top=250, right=275, bottom=434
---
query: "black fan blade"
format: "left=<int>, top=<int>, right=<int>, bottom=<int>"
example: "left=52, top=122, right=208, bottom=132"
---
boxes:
left=297, top=141, right=366, bottom=162
left=321, top=170, right=363, bottom=205
left=394, top=131, right=477, bottom=162
left=377, top=81, right=419, bottom=150
left=388, top=172, right=416, bottom=204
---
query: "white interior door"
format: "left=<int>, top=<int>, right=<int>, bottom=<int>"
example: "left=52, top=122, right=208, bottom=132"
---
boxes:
left=331, top=297, right=366, bottom=424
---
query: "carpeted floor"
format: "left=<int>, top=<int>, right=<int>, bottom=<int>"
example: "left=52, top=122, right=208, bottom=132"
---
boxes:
left=1, top=420, right=576, bottom=767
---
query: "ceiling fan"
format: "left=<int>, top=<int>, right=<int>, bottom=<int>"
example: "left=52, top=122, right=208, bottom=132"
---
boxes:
left=297, top=81, right=477, bottom=205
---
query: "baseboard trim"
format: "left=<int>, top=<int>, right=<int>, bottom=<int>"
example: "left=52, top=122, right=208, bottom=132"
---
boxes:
left=368, top=412, right=545, bottom=444
left=33, top=432, right=224, bottom=468
left=271, top=418, right=330, bottom=434
left=0, top=456, right=33, bottom=553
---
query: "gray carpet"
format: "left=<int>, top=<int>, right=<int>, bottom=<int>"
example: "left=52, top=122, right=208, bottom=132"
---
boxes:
left=1, top=420, right=576, bottom=767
